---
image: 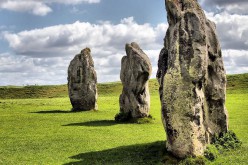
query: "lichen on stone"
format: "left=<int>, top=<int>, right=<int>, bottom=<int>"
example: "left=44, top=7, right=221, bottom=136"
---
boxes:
left=157, top=0, right=228, bottom=158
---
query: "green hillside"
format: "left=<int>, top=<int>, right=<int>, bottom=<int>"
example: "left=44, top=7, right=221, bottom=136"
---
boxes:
left=0, top=73, right=247, bottom=99
left=227, top=73, right=248, bottom=94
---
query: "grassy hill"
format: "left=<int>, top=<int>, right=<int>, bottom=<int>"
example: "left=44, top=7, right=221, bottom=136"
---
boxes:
left=0, top=73, right=247, bottom=99
left=0, top=73, right=247, bottom=164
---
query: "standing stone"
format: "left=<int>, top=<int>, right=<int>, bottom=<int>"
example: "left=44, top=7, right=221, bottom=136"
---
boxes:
left=68, top=48, right=97, bottom=111
left=119, top=42, right=152, bottom=118
left=157, top=0, right=228, bottom=158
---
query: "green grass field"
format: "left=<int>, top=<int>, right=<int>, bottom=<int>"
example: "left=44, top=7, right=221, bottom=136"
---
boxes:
left=0, top=74, right=247, bottom=164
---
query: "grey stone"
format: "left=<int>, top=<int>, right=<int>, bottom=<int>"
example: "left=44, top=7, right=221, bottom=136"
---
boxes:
left=68, top=48, right=97, bottom=111
left=119, top=42, right=152, bottom=118
left=157, top=0, right=228, bottom=158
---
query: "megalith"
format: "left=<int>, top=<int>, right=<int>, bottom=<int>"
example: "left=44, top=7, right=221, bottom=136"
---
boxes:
left=119, top=42, right=152, bottom=119
left=68, top=48, right=98, bottom=111
left=156, top=0, right=228, bottom=158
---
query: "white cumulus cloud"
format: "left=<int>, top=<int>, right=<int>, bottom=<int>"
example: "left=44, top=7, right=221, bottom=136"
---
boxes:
left=0, top=0, right=100, bottom=16
left=201, top=0, right=248, bottom=14
left=2, top=12, right=248, bottom=85
left=2, top=17, right=167, bottom=85
left=4, top=17, right=167, bottom=57
left=206, top=12, right=248, bottom=51
left=0, top=1, right=52, bottom=16
left=223, top=49, right=248, bottom=74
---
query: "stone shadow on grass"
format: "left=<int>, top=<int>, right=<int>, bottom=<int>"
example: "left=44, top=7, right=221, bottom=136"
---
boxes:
left=31, top=110, right=73, bottom=114
left=62, top=120, right=117, bottom=127
left=64, top=141, right=175, bottom=165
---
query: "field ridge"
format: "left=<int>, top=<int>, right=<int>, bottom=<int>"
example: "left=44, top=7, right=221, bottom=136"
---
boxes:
left=0, top=73, right=247, bottom=99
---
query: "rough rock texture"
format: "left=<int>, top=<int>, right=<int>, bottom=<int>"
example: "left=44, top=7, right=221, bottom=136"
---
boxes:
left=119, top=42, right=152, bottom=118
left=156, top=0, right=228, bottom=158
left=68, top=48, right=97, bottom=111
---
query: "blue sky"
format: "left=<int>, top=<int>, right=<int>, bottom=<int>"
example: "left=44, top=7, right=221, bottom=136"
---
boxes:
left=0, top=0, right=248, bottom=85
left=0, top=0, right=166, bottom=31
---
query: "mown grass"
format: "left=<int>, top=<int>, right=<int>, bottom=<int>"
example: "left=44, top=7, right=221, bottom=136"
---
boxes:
left=0, top=73, right=247, bottom=164
left=0, top=95, right=165, bottom=164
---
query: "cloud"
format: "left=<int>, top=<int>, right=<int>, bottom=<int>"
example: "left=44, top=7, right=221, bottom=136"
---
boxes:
left=2, top=17, right=167, bottom=85
left=47, top=0, right=101, bottom=5
left=206, top=12, right=248, bottom=51
left=204, top=10, right=248, bottom=74
left=201, top=0, right=248, bottom=14
left=0, top=52, right=70, bottom=85
left=4, top=17, right=167, bottom=57
left=222, top=49, right=248, bottom=74
left=2, top=13, right=248, bottom=85
left=0, top=0, right=100, bottom=16
left=0, top=1, right=52, bottom=16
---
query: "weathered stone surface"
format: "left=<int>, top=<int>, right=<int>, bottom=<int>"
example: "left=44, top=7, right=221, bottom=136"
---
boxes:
left=68, top=48, right=97, bottom=111
left=157, top=0, right=228, bottom=158
left=119, top=42, right=152, bottom=118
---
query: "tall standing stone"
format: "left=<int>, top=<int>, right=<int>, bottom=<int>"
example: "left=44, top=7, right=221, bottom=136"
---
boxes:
left=68, top=48, right=98, bottom=111
left=157, top=0, right=228, bottom=158
left=119, top=42, right=152, bottom=118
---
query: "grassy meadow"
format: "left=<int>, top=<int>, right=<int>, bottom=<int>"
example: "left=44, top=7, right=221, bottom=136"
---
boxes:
left=0, top=74, right=248, bottom=164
